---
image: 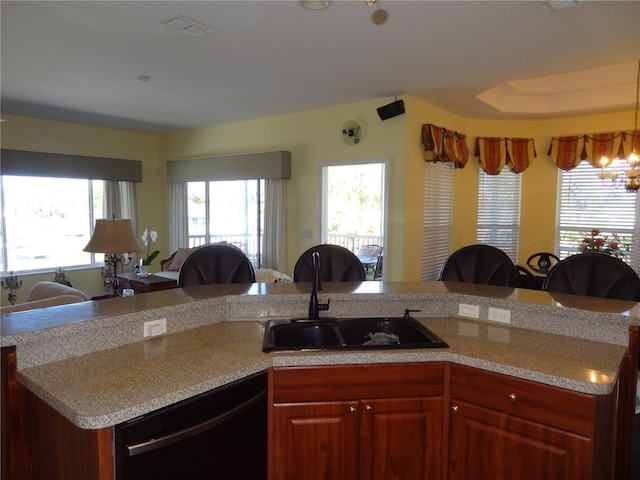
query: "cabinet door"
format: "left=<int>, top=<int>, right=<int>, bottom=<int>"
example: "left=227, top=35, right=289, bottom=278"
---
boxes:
left=448, top=401, right=592, bottom=480
left=273, top=401, right=359, bottom=480
left=359, top=397, right=443, bottom=480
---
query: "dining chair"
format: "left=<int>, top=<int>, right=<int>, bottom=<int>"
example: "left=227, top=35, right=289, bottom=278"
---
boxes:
left=293, top=244, right=366, bottom=282
left=357, top=244, right=383, bottom=273
left=542, top=252, right=640, bottom=301
left=438, top=244, right=518, bottom=288
left=178, top=243, right=256, bottom=287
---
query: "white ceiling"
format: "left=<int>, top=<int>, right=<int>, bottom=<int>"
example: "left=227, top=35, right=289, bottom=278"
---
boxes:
left=1, top=0, right=639, bottom=133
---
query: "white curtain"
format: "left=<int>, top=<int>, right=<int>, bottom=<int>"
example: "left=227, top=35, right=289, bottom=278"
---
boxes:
left=169, top=182, right=189, bottom=253
left=104, top=180, right=138, bottom=270
left=263, top=179, right=287, bottom=272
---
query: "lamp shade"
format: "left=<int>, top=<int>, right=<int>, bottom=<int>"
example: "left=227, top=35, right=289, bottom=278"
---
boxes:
left=83, top=219, right=143, bottom=254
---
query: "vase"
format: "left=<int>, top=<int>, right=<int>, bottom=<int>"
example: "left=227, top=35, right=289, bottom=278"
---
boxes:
left=139, top=264, right=150, bottom=277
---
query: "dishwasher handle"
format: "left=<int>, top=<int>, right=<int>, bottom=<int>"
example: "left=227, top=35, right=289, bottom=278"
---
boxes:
left=126, top=388, right=267, bottom=457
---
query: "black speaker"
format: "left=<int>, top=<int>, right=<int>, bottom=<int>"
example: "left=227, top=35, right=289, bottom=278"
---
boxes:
left=376, top=99, right=405, bottom=121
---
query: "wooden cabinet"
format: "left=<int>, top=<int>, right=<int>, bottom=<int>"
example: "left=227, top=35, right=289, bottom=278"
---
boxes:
left=273, top=400, right=359, bottom=479
left=1, top=346, right=30, bottom=480
left=270, top=363, right=444, bottom=480
left=448, top=364, right=614, bottom=480
left=359, top=397, right=442, bottom=480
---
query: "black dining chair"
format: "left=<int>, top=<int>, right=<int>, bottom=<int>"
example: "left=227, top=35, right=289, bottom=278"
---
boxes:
left=438, top=244, right=518, bottom=288
left=293, top=244, right=366, bottom=282
left=178, top=244, right=256, bottom=287
left=542, top=252, right=640, bottom=301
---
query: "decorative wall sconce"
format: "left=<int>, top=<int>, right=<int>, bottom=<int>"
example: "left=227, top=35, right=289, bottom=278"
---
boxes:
left=2, top=271, right=23, bottom=305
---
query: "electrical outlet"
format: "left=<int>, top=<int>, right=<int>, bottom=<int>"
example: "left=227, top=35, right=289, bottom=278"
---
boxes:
left=458, top=303, right=480, bottom=318
left=488, top=307, right=511, bottom=324
left=144, top=318, right=167, bottom=337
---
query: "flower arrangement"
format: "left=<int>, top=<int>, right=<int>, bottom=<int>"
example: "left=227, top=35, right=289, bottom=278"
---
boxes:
left=577, top=228, right=628, bottom=259
left=141, top=229, right=159, bottom=265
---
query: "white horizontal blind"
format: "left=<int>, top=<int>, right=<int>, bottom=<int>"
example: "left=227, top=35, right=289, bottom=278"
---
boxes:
left=477, top=168, right=521, bottom=262
left=422, top=162, right=453, bottom=280
left=558, top=161, right=639, bottom=272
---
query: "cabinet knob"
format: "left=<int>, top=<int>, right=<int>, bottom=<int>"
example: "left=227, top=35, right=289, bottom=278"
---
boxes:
left=508, top=393, right=517, bottom=402
left=451, top=405, right=459, bottom=413
left=349, top=406, right=357, bottom=413
left=365, top=404, right=373, bottom=412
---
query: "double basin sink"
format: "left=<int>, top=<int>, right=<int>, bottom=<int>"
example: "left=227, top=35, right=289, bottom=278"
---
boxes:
left=262, top=315, right=448, bottom=352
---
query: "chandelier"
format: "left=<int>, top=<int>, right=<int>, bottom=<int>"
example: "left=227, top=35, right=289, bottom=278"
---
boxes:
left=596, top=59, right=640, bottom=192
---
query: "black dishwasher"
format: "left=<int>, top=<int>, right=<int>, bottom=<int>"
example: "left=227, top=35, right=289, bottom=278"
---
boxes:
left=114, top=371, right=267, bottom=480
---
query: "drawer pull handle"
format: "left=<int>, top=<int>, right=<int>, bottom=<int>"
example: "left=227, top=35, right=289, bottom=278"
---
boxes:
left=508, top=393, right=517, bottom=402
left=451, top=405, right=459, bottom=413
left=365, top=404, right=373, bottom=412
left=349, top=406, right=357, bottom=413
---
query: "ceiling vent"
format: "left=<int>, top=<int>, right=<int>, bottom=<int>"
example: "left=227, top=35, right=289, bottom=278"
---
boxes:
left=162, top=15, right=214, bottom=36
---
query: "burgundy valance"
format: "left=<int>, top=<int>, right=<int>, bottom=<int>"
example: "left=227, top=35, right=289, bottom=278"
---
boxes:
left=473, top=137, right=536, bottom=175
left=422, top=124, right=469, bottom=168
left=548, top=131, right=639, bottom=170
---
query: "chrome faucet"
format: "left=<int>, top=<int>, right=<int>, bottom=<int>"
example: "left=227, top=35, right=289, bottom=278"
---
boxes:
left=308, top=251, right=330, bottom=320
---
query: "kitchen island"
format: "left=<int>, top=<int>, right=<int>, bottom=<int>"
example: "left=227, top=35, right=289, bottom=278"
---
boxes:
left=2, top=281, right=639, bottom=479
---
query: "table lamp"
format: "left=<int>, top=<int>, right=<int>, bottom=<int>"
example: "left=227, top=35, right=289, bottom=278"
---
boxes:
left=83, top=219, right=142, bottom=296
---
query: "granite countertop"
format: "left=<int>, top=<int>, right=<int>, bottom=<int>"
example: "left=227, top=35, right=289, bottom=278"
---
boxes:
left=17, top=314, right=626, bottom=430
left=5, top=281, right=638, bottom=431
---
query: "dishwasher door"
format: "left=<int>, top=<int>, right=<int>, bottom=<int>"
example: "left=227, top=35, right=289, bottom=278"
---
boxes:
left=114, top=371, right=267, bottom=480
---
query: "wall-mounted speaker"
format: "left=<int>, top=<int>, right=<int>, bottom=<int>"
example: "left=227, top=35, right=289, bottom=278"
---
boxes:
left=376, top=99, right=405, bottom=121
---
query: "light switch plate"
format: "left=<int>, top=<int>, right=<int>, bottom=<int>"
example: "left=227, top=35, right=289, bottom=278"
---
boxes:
left=458, top=303, right=480, bottom=318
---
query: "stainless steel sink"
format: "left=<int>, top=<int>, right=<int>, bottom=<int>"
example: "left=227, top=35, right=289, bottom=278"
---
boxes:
left=262, top=316, right=448, bottom=352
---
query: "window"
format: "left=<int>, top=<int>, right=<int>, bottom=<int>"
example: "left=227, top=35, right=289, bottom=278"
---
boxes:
left=0, top=176, right=103, bottom=273
left=422, top=162, right=453, bottom=280
left=187, top=180, right=264, bottom=268
left=319, top=161, right=386, bottom=277
left=477, top=168, right=521, bottom=262
left=558, top=161, right=639, bottom=272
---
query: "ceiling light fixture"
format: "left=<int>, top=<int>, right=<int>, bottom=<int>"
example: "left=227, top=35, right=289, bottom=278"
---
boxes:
left=299, top=1, right=332, bottom=11
left=162, top=15, right=214, bottom=36
left=597, top=59, right=640, bottom=192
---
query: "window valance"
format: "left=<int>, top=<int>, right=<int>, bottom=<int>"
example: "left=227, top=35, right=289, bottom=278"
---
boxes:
left=0, top=149, right=142, bottom=181
left=167, top=150, right=291, bottom=182
left=473, top=137, right=536, bottom=175
left=421, top=124, right=469, bottom=168
left=547, top=131, right=639, bottom=171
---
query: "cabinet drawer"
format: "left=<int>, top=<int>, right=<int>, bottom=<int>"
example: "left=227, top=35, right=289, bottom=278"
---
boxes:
left=449, top=364, right=595, bottom=436
left=272, top=363, right=444, bottom=403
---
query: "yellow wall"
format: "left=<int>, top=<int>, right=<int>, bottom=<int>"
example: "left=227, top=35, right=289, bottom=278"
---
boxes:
left=464, top=110, right=633, bottom=267
left=0, top=103, right=635, bottom=304
left=0, top=114, right=163, bottom=302
left=163, top=97, right=408, bottom=279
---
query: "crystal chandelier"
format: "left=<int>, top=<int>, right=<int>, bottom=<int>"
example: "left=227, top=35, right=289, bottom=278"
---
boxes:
left=597, top=59, right=640, bottom=192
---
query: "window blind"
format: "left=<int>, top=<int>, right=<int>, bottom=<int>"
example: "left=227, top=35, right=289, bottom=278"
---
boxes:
left=477, top=168, right=521, bottom=262
left=422, top=162, right=453, bottom=280
left=558, top=161, right=639, bottom=272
